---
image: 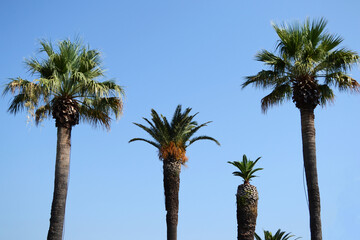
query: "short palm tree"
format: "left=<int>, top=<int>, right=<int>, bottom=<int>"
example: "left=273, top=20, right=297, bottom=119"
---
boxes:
left=3, top=39, right=124, bottom=240
left=255, top=229, right=300, bottom=240
left=129, top=105, right=219, bottom=240
left=242, top=18, right=359, bottom=240
left=228, top=154, right=263, bottom=240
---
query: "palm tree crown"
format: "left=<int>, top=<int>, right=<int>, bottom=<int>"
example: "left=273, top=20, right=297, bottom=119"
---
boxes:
left=255, top=229, right=300, bottom=240
left=228, top=155, right=263, bottom=184
left=3, top=39, right=124, bottom=129
left=243, top=18, right=359, bottom=112
left=129, top=105, right=220, bottom=163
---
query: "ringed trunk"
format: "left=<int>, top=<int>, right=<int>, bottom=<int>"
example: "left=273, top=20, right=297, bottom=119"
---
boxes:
left=300, top=108, right=322, bottom=240
left=163, top=158, right=181, bottom=240
left=236, top=183, right=258, bottom=240
left=47, top=126, right=72, bottom=240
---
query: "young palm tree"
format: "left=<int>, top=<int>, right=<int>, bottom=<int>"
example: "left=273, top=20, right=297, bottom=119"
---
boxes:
left=255, top=229, right=300, bottom=240
left=129, top=105, right=220, bottom=240
left=242, top=18, right=359, bottom=240
left=228, top=154, right=263, bottom=240
left=3, top=39, right=124, bottom=240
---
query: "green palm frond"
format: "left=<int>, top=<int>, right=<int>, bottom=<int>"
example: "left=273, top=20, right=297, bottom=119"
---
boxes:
left=131, top=122, right=162, bottom=143
left=255, top=229, right=300, bottom=240
left=183, top=121, right=211, bottom=142
left=128, top=138, right=161, bottom=149
left=78, top=96, right=123, bottom=129
left=187, top=135, right=220, bottom=147
left=78, top=104, right=111, bottom=129
left=261, top=83, right=292, bottom=113
left=228, top=155, right=263, bottom=183
left=3, top=39, right=124, bottom=128
left=243, top=71, right=288, bottom=89
left=244, top=17, right=359, bottom=111
left=317, top=84, right=334, bottom=106
left=129, top=105, right=219, bottom=163
left=324, top=71, right=360, bottom=91
left=256, top=50, right=287, bottom=71
left=317, top=49, right=359, bottom=74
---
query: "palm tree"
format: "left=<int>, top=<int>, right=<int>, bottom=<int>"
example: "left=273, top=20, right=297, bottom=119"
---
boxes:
left=3, top=39, right=124, bottom=240
left=129, top=105, right=219, bottom=240
left=228, top=155, right=263, bottom=240
left=255, top=229, right=300, bottom=240
left=242, top=18, right=359, bottom=240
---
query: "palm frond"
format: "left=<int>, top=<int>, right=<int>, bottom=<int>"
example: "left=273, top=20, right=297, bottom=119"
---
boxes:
left=4, top=39, right=124, bottom=129
left=245, top=18, right=359, bottom=112
left=130, top=105, right=219, bottom=163
left=7, top=93, right=28, bottom=114
left=261, top=83, right=292, bottom=113
left=316, top=49, right=359, bottom=74
left=187, top=135, right=220, bottom=147
left=318, top=32, right=343, bottom=53
left=324, top=72, right=360, bottom=92
left=317, top=84, right=334, bottom=106
left=255, top=50, right=287, bottom=71
left=255, top=232, right=262, bottom=240
left=255, top=229, right=300, bottom=240
left=132, top=122, right=161, bottom=142
left=35, top=103, right=52, bottom=125
left=150, top=109, right=169, bottom=144
left=78, top=103, right=111, bottom=130
left=228, top=155, right=263, bottom=183
left=4, top=78, right=42, bottom=115
left=128, top=138, right=161, bottom=149
left=243, top=71, right=289, bottom=89
left=182, top=121, right=211, bottom=143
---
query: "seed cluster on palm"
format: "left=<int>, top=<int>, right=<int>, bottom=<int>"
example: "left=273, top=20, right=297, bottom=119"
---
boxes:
left=228, top=155, right=263, bottom=240
left=129, top=105, right=220, bottom=240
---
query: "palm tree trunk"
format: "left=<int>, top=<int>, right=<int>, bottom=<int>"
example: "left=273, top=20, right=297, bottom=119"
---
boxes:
left=300, top=108, right=322, bottom=240
left=163, top=159, right=181, bottom=240
left=236, top=183, right=258, bottom=240
left=47, top=126, right=72, bottom=240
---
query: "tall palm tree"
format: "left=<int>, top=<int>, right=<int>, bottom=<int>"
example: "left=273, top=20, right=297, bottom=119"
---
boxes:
left=228, top=155, right=263, bottom=240
left=242, top=18, right=359, bottom=240
left=129, top=105, right=219, bottom=240
left=3, top=39, right=124, bottom=240
left=255, top=229, right=300, bottom=240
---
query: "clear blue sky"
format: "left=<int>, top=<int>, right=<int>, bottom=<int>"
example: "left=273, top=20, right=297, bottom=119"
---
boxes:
left=1, top=0, right=359, bottom=239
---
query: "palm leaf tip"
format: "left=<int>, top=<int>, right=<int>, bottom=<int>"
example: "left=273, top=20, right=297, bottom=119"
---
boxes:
left=187, top=135, right=220, bottom=147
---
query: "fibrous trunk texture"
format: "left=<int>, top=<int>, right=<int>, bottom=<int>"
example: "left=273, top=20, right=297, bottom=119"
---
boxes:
left=292, top=76, right=320, bottom=109
left=52, top=98, right=79, bottom=128
left=236, top=183, right=258, bottom=240
left=300, top=108, right=322, bottom=240
left=163, top=158, right=181, bottom=240
left=47, top=126, right=72, bottom=240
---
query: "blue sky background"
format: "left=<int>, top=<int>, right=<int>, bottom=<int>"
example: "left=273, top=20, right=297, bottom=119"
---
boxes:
left=1, top=0, right=360, bottom=239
